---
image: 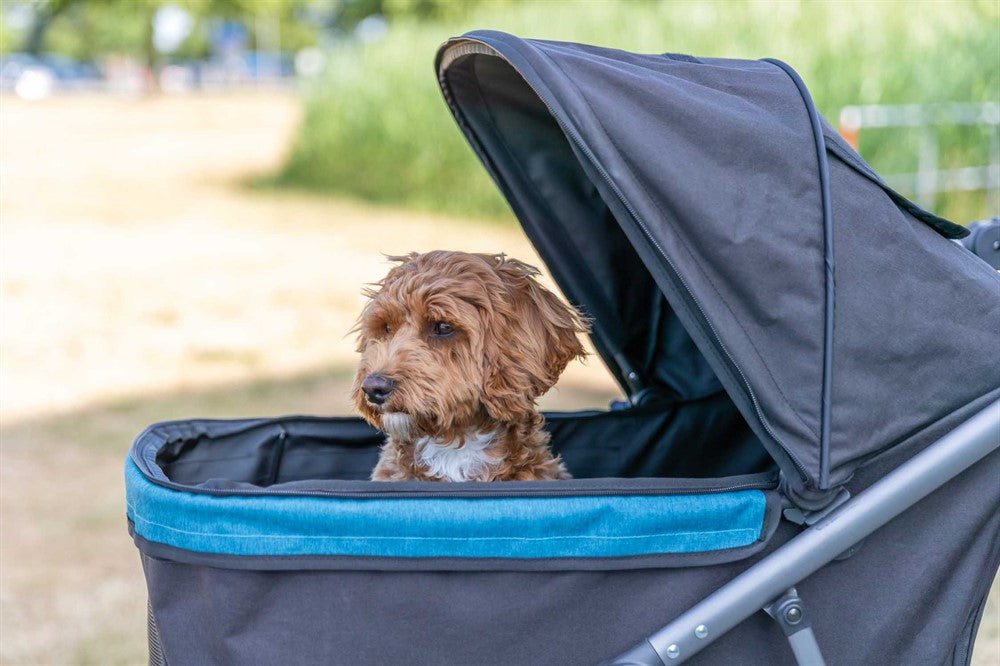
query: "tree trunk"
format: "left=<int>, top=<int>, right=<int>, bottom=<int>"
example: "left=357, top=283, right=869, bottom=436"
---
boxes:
left=143, top=3, right=160, bottom=93
left=22, top=0, right=76, bottom=55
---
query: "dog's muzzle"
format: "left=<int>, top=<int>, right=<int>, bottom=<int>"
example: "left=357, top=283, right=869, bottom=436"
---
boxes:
left=362, top=374, right=396, bottom=406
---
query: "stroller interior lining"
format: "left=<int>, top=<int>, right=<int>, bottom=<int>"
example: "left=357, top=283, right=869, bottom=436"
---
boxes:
left=153, top=392, right=774, bottom=488
left=446, top=51, right=727, bottom=404
left=130, top=407, right=781, bottom=565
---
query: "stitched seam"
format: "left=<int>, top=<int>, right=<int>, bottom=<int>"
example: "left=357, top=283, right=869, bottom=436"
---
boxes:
left=163, top=449, right=375, bottom=467
left=128, top=505, right=761, bottom=542
left=535, top=49, right=822, bottom=443
left=823, top=137, right=966, bottom=238
left=462, top=52, right=634, bottom=394
left=763, top=58, right=834, bottom=489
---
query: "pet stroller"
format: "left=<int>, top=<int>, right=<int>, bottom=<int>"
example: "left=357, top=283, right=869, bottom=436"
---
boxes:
left=126, top=31, right=1000, bottom=665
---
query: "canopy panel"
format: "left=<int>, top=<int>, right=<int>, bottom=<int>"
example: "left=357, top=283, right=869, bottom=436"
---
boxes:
left=436, top=32, right=1000, bottom=496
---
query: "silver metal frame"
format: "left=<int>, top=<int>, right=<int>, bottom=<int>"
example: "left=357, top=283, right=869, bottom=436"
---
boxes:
left=837, top=102, right=1000, bottom=211
left=604, top=399, right=1000, bottom=665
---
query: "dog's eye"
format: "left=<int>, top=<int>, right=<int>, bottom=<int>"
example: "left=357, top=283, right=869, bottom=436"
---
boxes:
left=432, top=322, right=454, bottom=337
left=383, top=323, right=391, bottom=335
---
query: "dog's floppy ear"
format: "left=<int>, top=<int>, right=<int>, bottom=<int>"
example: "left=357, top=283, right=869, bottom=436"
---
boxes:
left=352, top=253, right=420, bottom=352
left=480, top=255, right=589, bottom=422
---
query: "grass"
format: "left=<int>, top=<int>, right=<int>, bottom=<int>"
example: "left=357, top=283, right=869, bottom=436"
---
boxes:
left=275, top=0, right=1000, bottom=224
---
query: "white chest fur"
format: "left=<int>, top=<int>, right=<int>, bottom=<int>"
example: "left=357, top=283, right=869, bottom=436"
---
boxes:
left=415, top=431, right=499, bottom=481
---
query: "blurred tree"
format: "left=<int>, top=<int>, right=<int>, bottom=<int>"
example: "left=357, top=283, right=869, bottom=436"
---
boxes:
left=383, top=0, right=516, bottom=21
left=328, top=0, right=522, bottom=32
left=13, top=0, right=312, bottom=63
left=22, top=0, right=77, bottom=54
left=6, top=0, right=517, bottom=60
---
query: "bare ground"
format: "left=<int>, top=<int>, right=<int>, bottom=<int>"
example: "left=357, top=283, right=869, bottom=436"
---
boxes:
left=0, top=93, right=995, bottom=665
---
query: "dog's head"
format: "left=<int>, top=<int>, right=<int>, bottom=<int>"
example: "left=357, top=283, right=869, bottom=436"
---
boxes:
left=352, top=251, right=588, bottom=442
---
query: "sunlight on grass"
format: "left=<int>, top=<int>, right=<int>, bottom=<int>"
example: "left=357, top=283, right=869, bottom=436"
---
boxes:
left=277, top=0, right=999, bottom=223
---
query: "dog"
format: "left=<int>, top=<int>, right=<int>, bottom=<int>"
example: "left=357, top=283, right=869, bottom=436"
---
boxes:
left=353, top=251, right=588, bottom=481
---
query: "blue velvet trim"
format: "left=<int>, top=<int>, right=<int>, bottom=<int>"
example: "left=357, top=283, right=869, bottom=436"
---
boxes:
left=126, top=460, right=766, bottom=559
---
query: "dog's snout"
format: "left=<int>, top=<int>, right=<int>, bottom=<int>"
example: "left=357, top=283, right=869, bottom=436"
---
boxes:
left=362, top=374, right=396, bottom=405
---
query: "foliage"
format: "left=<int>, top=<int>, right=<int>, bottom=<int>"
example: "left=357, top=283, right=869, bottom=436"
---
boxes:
left=275, top=0, right=1000, bottom=223
left=274, top=20, right=514, bottom=218
left=329, top=0, right=515, bottom=30
left=1, top=0, right=320, bottom=61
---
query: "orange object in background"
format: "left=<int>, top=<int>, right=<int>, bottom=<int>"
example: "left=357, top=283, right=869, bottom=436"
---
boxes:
left=840, top=125, right=860, bottom=149
left=838, top=107, right=861, bottom=149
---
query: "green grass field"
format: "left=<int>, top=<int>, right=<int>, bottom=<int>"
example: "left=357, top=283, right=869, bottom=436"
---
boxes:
left=275, top=0, right=999, bottom=223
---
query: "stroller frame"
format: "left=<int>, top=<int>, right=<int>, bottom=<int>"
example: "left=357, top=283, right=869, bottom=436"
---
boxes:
left=609, top=399, right=1000, bottom=665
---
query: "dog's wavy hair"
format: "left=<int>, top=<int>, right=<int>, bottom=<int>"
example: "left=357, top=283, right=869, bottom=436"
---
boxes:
left=352, top=251, right=589, bottom=441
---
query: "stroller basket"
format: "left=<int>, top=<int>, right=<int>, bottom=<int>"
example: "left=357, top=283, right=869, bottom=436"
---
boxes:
left=127, top=30, right=1000, bottom=666
left=128, top=410, right=782, bottom=568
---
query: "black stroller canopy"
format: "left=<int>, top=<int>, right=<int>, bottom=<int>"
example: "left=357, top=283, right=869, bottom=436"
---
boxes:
left=436, top=31, right=1000, bottom=498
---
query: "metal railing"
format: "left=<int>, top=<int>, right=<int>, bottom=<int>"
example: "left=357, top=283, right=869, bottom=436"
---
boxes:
left=838, top=102, right=1000, bottom=212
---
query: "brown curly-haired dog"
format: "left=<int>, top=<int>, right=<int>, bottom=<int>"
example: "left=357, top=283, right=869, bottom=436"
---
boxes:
left=353, top=251, right=588, bottom=481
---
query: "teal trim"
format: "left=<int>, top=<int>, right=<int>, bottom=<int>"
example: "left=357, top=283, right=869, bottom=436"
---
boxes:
left=125, top=460, right=767, bottom=559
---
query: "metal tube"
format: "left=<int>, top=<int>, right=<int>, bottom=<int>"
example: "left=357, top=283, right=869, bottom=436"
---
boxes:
left=604, top=400, right=1000, bottom=665
left=788, top=628, right=825, bottom=666
left=917, top=126, right=939, bottom=210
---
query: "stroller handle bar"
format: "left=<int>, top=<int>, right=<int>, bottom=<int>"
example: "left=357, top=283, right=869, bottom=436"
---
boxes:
left=604, top=398, right=1000, bottom=666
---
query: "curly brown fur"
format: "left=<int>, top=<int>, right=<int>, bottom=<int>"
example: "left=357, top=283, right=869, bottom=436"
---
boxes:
left=352, top=251, right=588, bottom=481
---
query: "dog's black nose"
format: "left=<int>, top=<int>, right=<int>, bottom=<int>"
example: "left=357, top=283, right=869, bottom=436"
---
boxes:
left=362, top=374, right=396, bottom=405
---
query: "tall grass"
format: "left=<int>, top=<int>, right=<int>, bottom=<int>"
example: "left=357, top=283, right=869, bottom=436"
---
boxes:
left=275, top=0, right=1000, bottom=222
